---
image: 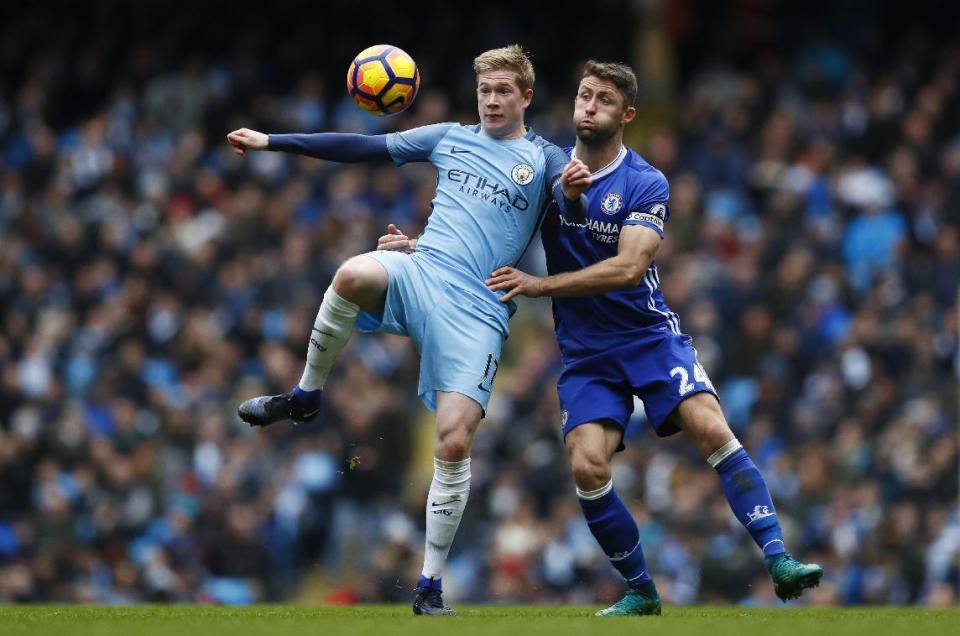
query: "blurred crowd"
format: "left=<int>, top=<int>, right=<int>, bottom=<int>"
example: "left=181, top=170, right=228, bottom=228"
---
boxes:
left=1, top=2, right=958, bottom=607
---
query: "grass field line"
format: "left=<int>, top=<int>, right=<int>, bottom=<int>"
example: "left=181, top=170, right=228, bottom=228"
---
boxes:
left=1, top=605, right=957, bottom=636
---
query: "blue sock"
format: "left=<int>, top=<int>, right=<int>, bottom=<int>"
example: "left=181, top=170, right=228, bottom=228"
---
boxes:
left=292, top=385, right=322, bottom=408
left=713, top=446, right=786, bottom=557
left=416, top=575, right=441, bottom=591
left=578, top=482, right=652, bottom=587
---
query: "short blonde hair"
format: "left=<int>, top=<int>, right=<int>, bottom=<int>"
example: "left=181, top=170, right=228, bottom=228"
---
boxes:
left=473, top=45, right=535, bottom=92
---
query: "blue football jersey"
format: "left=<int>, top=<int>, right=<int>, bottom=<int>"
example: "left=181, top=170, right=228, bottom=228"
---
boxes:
left=541, top=146, right=681, bottom=356
left=388, top=123, right=570, bottom=331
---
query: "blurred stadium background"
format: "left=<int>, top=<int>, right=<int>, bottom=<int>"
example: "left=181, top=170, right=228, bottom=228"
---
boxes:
left=0, top=0, right=957, bottom=607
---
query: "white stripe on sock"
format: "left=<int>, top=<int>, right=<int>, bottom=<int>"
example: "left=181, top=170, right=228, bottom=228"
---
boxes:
left=762, top=539, right=785, bottom=552
left=609, top=538, right=642, bottom=562
left=707, top=438, right=743, bottom=468
left=576, top=480, right=613, bottom=500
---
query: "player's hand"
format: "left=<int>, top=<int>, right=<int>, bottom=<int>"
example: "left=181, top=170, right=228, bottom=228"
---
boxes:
left=376, top=224, right=415, bottom=253
left=561, top=158, right=592, bottom=199
left=227, top=128, right=269, bottom=156
left=486, top=267, right=545, bottom=302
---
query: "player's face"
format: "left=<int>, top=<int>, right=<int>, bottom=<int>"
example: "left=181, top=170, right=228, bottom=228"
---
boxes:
left=573, top=76, right=636, bottom=145
left=477, top=71, right=533, bottom=140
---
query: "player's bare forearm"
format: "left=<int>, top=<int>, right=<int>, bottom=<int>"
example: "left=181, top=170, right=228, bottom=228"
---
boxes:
left=487, top=225, right=661, bottom=301
left=539, top=225, right=662, bottom=297
left=542, top=255, right=653, bottom=296
left=486, top=257, right=648, bottom=302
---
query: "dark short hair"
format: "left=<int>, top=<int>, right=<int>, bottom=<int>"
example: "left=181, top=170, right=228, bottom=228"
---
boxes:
left=582, top=60, right=638, bottom=107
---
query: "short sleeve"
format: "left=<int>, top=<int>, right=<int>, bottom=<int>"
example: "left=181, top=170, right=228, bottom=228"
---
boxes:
left=623, top=171, right=670, bottom=238
left=386, top=122, right=457, bottom=165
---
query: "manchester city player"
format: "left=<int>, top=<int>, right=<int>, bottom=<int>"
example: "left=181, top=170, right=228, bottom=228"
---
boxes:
left=227, top=46, right=591, bottom=616
left=484, top=61, right=824, bottom=614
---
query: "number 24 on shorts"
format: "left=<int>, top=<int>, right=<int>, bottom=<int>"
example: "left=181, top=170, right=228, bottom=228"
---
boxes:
left=670, top=363, right=715, bottom=396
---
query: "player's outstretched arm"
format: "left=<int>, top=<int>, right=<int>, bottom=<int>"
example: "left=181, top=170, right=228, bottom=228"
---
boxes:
left=486, top=224, right=661, bottom=301
left=226, top=127, right=391, bottom=162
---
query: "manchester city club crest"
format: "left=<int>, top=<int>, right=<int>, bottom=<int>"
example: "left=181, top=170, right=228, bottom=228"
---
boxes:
left=511, top=163, right=535, bottom=186
left=601, top=192, right=623, bottom=215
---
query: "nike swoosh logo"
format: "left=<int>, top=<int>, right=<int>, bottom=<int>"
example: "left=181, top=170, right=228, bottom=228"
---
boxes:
left=451, top=147, right=471, bottom=154
left=430, top=496, right=462, bottom=507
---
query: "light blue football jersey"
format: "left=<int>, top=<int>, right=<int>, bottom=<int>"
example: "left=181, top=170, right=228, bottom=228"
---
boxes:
left=386, top=123, right=569, bottom=331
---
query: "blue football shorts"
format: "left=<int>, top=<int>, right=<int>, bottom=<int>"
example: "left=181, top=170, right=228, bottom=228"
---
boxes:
left=355, top=250, right=505, bottom=413
left=558, top=326, right=719, bottom=449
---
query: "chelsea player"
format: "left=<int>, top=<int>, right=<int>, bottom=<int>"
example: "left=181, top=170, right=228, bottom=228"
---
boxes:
left=227, top=45, right=591, bottom=616
left=484, top=61, right=824, bottom=614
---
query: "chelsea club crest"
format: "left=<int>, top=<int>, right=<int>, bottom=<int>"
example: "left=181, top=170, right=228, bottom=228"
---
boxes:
left=511, top=163, right=535, bottom=186
left=601, top=192, right=623, bottom=215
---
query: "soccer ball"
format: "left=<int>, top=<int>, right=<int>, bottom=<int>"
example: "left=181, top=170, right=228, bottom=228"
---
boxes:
left=346, top=44, right=420, bottom=116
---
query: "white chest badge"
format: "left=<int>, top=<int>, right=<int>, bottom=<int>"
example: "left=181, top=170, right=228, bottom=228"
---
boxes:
left=511, top=163, right=535, bottom=186
left=601, top=192, right=623, bottom=215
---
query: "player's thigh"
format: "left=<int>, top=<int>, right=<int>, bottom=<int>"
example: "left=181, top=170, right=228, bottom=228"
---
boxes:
left=333, top=254, right=389, bottom=313
left=419, top=292, right=505, bottom=415
left=558, top=359, right=632, bottom=449
left=629, top=332, right=718, bottom=437
left=354, top=251, right=439, bottom=338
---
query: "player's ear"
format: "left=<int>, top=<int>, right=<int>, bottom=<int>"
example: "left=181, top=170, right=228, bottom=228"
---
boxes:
left=523, top=88, right=533, bottom=108
left=621, top=106, right=637, bottom=126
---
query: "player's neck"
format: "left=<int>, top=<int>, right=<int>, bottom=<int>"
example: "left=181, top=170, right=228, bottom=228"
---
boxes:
left=485, top=124, right=527, bottom=141
left=573, top=139, right=624, bottom=174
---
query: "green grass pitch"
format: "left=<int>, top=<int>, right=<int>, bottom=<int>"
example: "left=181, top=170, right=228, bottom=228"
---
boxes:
left=2, top=605, right=958, bottom=636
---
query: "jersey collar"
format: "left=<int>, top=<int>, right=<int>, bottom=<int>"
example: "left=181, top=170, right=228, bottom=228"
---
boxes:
left=572, top=145, right=627, bottom=179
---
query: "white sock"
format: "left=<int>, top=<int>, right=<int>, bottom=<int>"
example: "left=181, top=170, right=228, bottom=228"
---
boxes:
left=422, top=457, right=471, bottom=579
left=298, top=287, right=359, bottom=391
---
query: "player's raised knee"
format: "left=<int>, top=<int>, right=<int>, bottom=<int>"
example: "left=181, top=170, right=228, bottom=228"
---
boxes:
left=569, top=446, right=612, bottom=491
left=332, top=256, right=387, bottom=305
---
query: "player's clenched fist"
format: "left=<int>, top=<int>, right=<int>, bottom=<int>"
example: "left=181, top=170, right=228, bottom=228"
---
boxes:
left=227, top=128, right=269, bottom=156
left=561, top=157, right=592, bottom=200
